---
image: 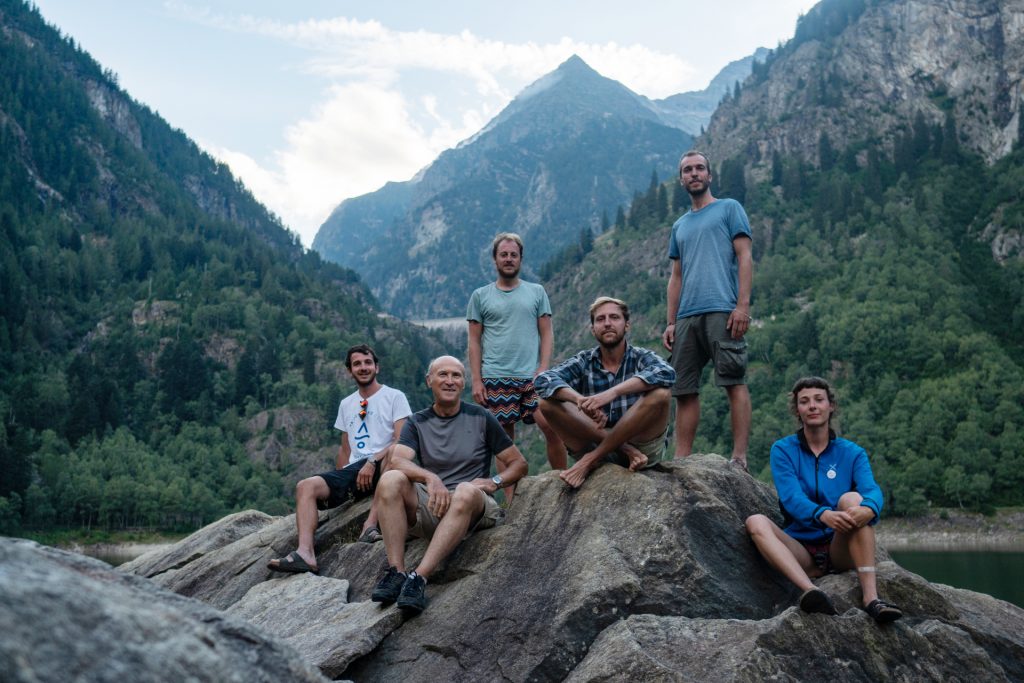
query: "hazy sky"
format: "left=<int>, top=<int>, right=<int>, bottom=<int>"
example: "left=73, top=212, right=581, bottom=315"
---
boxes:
left=32, top=1, right=816, bottom=246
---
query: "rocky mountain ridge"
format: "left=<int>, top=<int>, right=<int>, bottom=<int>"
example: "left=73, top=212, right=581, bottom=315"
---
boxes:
left=704, top=0, right=1024, bottom=171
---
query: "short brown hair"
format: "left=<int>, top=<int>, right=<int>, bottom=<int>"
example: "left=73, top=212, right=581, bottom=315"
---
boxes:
left=679, top=150, right=711, bottom=177
left=491, top=232, right=524, bottom=259
left=589, top=296, right=629, bottom=323
left=345, top=344, right=379, bottom=369
left=788, top=376, right=838, bottom=425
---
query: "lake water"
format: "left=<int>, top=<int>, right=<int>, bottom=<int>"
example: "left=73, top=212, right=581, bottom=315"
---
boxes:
left=889, top=550, right=1024, bottom=608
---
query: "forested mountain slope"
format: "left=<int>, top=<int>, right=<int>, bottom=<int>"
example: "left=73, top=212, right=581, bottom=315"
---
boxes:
left=0, top=0, right=440, bottom=533
left=541, top=0, right=1024, bottom=515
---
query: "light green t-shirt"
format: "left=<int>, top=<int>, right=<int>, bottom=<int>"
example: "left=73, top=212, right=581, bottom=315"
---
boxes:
left=466, top=281, right=552, bottom=379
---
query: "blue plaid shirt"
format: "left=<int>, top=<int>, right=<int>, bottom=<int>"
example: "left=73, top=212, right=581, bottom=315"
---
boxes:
left=534, top=344, right=675, bottom=428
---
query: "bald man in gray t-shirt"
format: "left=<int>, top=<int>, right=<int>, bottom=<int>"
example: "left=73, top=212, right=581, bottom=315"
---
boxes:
left=371, top=355, right=528, bottom=614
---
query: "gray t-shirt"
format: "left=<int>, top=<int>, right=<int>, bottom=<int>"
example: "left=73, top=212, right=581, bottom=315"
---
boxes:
left=398, top=402, right=514, bottom=488
left=466, top=281, right=552, bottom=379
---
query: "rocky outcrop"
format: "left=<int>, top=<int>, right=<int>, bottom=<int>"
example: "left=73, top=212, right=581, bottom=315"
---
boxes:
left=706, top=0, right=1024, bottom=167
left=0, top=538, right=328, bottom=683
left=112, top=455, right=1024, bottom=681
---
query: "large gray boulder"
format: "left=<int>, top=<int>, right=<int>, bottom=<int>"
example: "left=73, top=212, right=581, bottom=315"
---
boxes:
left=115, top=455, right=1024, bottom=681
left=0, top=538, right=328, bottom=683
left=227, top=573, right=404, bottom=678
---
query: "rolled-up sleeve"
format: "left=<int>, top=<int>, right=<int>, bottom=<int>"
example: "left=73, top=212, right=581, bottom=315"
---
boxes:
left=632, top=348, right=676, bottom=388
left=534, top=352, right=587, bottom=399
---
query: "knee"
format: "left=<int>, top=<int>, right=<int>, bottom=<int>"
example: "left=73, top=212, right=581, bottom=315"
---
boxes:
left=647, top=387, right=671, bottom=404
left=837, top=491, right=863, bottom=510
left=295, top=477, right=318, bottom=499
left=745, top=513, right=770, bottom=537
left=376, top=471, right=409, bottom=500
left=450, top=483, right=481, bottom=516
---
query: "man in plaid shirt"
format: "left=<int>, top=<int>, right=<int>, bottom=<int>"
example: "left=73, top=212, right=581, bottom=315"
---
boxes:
left=534, top=296, right=675, bottom=488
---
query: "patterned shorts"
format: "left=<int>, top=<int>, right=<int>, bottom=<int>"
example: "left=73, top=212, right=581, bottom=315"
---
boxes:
left=483, top=377, right=539, bottom=426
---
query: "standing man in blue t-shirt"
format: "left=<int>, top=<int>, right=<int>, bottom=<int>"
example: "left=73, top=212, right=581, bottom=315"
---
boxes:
left=663, top=150, right=753, bottom=471
left=467, top=233, right=567, bottom=494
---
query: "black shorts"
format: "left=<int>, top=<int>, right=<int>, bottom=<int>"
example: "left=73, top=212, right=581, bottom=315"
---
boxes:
left=315, top=459, right=381, bottom=510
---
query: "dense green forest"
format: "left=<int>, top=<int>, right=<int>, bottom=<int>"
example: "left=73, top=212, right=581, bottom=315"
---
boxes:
left=541, top=107, right=1024, bottom=515
left=0, top=1, right=439, bottom=534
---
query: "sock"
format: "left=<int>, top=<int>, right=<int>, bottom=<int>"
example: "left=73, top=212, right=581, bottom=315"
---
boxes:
left=408, top=571, right=426, bottom=584
left=856, top=566, right=876, bottom=573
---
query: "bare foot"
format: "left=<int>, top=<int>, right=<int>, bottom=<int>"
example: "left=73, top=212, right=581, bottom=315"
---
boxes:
left=619, top=443, right=648, bottom=471
left=559, top=458, right=595, bottom=489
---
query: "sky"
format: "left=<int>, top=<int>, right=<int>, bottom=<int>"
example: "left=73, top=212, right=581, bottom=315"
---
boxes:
left=32, top=0, right=816, bottom=247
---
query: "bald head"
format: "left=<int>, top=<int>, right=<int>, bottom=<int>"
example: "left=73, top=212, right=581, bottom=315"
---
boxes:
left=427, top=355, right=465, bottom=379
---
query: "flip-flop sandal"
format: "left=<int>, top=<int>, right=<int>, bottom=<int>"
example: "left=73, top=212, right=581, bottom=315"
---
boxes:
left=267, top=551, right=319, bottom=574
left=358, top=526, right=383, bottom=543
left=799, top=587, right=838, bottom=615
left=865, top=599, right=902, bottom=623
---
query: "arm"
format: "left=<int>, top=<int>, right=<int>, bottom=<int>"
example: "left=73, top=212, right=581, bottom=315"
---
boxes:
left=471, top=445, right=529, bottom=494
left=536, top=314, right=553, bottom=375
left=467, top=320, right=487, bottom=404
left=664, top=258, right=681, bottom=350
left=578, top=376, right=656, bottom=413
left=727, top=236, right=753, bottom=340
left=771, top=442, right=830, bottom=528
left=390, top=442, right=451, bottom=517
left=336, top=433, right=352, bottom=469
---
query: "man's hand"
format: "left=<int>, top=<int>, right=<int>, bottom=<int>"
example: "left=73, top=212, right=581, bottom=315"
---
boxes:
left=726, top=307, right=750, bottom=340
left=576, top=395, right=608, bottom=427
left=470, top=478, right=500, bottom=495
left=472, top=378, right=487, bottom=406
left=662, top=322, right=675, bottom=351
left=356, top=459, right=375, bottom=492
left=426, top=475, right=451, bottom=518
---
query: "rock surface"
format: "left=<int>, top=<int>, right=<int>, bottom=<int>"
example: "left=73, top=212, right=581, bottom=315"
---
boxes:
left=115, top=455, right=1024, bottom=681
left=0, top=538, right=328, bottom=683
left=228, top=573, right=404, bottom=678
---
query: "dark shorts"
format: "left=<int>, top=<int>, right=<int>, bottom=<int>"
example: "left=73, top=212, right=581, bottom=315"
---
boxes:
left=802, top=541, right=835, bottom=574
left=483, top=377, right=539, bottom=426
left=315, top=459, right=381, bottom=510
left=671, top=312, right=748, bottom=395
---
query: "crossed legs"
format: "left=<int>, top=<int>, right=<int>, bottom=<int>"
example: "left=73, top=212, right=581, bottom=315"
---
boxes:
left=541, top=388, right=670, bottom=488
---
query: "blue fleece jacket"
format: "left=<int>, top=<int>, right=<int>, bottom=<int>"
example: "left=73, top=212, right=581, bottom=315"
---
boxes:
left=770, top=430, right=884, bottom=543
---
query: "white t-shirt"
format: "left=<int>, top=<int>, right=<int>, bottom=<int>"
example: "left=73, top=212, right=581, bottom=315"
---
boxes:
left=333, top=385, right=412, bottom=462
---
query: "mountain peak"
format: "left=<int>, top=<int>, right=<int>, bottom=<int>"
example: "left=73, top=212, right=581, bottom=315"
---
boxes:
left=555, top=54, right=596, bottom=75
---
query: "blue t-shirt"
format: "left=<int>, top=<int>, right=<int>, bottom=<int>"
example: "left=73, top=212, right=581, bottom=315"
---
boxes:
left=667, top=198, right=752, bottom=319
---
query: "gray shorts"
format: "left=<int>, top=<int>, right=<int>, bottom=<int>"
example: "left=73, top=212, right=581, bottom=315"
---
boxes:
left=671, top=312, right=748, bottom=395
left=408, top=482, right=505, bottom=539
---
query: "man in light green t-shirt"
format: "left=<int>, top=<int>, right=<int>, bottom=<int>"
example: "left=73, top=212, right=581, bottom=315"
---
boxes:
left=467, top=233, right=567, bottom=493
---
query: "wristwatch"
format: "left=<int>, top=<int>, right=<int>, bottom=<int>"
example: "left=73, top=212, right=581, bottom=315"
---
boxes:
left=491, top=474, right=504, bottom=489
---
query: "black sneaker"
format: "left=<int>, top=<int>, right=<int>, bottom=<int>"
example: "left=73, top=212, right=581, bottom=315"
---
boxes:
left=371, top=566, right=406, bottom=604
left=396, top=572, right=427, bottom=613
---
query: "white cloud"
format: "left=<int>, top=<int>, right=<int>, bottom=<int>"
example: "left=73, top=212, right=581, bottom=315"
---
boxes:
left=178, top=6, right=707, bottom=245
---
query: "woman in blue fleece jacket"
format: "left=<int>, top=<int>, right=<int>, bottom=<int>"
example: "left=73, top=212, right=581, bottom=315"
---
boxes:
left=745, top=377, right=902, bottom=623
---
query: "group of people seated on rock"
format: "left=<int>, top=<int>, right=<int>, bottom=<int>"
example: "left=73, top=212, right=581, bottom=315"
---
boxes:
left=267, top=295, right=902, bottom=623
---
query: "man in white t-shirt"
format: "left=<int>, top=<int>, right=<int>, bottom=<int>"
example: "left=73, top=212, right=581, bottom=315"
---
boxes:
left=268, top=344, right=412, bottom=574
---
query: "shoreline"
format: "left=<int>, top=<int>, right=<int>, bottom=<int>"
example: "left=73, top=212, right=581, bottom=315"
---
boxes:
left=878, top=509, right=1024, bottom=552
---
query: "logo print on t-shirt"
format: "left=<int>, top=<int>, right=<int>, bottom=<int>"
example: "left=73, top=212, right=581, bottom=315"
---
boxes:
left=355, top=419, right=370, bottom=450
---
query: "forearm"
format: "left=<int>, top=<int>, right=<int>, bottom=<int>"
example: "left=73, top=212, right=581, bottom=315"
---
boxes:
left=736, top=250, right=752, bottom=310
left=551, top=386, right=585, bottom=404
left=666, top=273, right=681, bottom=323
left=392, top=454, right=442, bottom=486
left=467, top=328, right=483, bottom=379
left=537, top=317, right=553, bottom=371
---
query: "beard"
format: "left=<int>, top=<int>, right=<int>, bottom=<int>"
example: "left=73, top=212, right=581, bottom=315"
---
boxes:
left=354, top=372, right=377, bottom=387
left=497, top=264, right=521, bottom=279
left=686, top=179, right=710, bottom=196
